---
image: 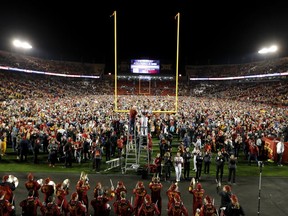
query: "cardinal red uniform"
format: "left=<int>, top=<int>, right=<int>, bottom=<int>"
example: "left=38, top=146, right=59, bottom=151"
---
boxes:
left=149, top=176, right=163, bottom=214
left=113, top=191, right=134, bottom=216
left=41, top=178, right=55, bottom=204
left=67, top=192, right=87, bottom=216
left=40, top=196, right=61, bottom=216
left=133, top=181, right=147, bottom=216
left=25, top=173, right=41, bottom=198
left=199, top=195, right=217, bottom=216
left=55, top=183, right=69, bottom=216
left=166, top=183, right=180, bottom=210
left=114, top=181, right=127, bottom=201
left=76, top=179, right=90, bottom=213
left=189, top=182, right=205, bottom=216
left=138, top=194, right=160, bottom=216
left=167, top=193, right=188, bottom=216
left=0, top=189, right=15, bottom=216
left=19, top=190, right=44, bottom=216
left=90, top=188, right=115, bottom=216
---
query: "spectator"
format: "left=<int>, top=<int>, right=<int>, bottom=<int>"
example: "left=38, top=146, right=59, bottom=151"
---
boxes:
left=248, top=140, right=259, bottom=166
left=215, top=150, right=225, bottom=183
left=195, top=151, right=204, bottom=182
left=154, top=153, right=162, bottom=179
left=117, top=136, right=124, bottom=158
left=225, top=194, right=245, bottom=216
left=93, top=143, right=104, bottom=173
left=47, top=138, right=58, bottom=167
left=19, top=135, right=29, bottom=162
left=63, top=140, right=73, bottom=168
left=203, top=150, right=212, bottom=174
left=228, top=154, right=237, bottom=185
left=276, top=137, right=285, bottom=166
left=174, top=152, right=184, bottom=182
left=183, top=147, right=192, bottom=180
left=163, top=151, right=173, bottom=181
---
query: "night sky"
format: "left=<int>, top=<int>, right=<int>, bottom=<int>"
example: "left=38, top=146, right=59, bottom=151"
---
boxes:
left=1, top=1, right=288, bottom=68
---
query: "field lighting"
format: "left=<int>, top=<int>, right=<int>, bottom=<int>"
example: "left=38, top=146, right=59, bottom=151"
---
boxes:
left=12, top=39, right=32, bottom=49
left=258, top=45, right=278, bottom=54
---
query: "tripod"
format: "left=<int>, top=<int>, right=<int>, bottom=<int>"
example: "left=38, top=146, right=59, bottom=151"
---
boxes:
left=257, top=161, right=263, bottom=216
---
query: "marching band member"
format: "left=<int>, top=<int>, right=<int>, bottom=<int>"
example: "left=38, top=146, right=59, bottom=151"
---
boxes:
left=198, top=195, right=217, bottom=216
left=41, top=177, right=55, bottom=205
left=113, top=191, right=134, bottom=216
left=56, top=181, right=70, bottom=216
left=0, top=189, right=15, bottom=216
left=40, top=195, right=61, bottom=216
left=19, top=189, right=44, bottom=216
left=93, top=182, right=103, bottom=198
left=149, top=175, right=163, bottom=214
left=138, top=194, right=160, bottom=216
left=166, top=182, right=180, bottom=210
left=90, top=187, right=115, bottom=216
left=25, top=173, right=41, bottom=198
left=133, top=181, right=147, bottom=216
left=0, top=175, right=16, bottom=204
left=189, top=180, right=205, bottom=216
left=114, top=181, right=127, bottom=201
left=167, top=193, right=188, bottom=216
left=76, top=176, right=90, bottom=214
left=67, top=192, right=87, bottom=216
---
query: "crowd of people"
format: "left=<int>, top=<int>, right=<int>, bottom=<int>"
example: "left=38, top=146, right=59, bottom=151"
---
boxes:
left=0, top=50, right=287, bottom=215
left=0, top=172, right=246, bottom=216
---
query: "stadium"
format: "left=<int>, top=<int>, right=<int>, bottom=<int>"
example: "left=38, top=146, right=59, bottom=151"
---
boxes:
left=0, top=48, right=288, bottom=215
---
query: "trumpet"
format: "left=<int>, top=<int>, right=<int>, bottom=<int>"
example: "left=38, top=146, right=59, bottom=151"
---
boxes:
left=7, top=175, right=19, bottom=188
left=80, top=171, right=89, bottom=184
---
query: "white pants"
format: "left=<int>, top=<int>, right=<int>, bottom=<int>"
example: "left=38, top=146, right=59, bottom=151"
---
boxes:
left=141, top=116, right=148, bottom=135
left=193, top=155, right=197, bottom=171
left=175, top=164, right=182, bottom=182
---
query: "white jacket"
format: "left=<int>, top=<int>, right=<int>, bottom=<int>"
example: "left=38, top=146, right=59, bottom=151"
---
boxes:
left=276, top=141, right=284, bottom=154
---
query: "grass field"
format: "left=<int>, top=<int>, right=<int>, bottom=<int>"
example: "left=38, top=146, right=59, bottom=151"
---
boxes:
left=0, top=137, right=286, bottom=177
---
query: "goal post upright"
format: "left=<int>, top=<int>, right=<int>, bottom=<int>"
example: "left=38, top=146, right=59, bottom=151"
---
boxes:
left=113, top=11, right=180, bottom=114
left=112, top=10, right=118, bottom=112
left=175, top=12, right=180, bottom=113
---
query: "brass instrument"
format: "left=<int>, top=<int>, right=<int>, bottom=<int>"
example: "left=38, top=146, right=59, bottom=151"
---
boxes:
left=39, top=178, right=56, bottom=194
left=48, top=180, right=56, bottom=192
left=62, top=179, right=70, bottom=189
left=80, top=171, right=89, bottom=184
left=37, top=178, right=43, bottom=186
left=7, top=175, right=19, bottom=188
left=190, top=177, right=196, bottom=189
